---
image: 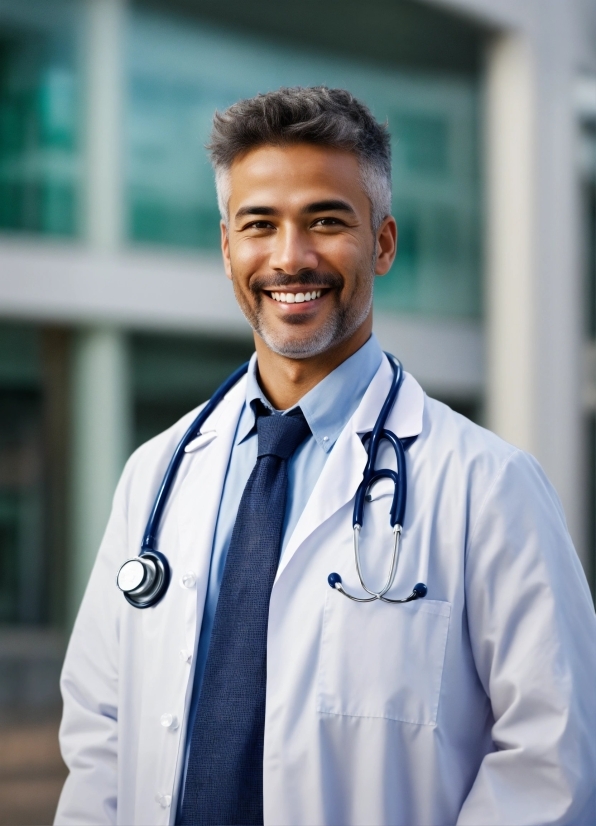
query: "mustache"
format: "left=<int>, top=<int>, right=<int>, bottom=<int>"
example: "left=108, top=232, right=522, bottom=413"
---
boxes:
left=250, top=271, right=343, bottom=294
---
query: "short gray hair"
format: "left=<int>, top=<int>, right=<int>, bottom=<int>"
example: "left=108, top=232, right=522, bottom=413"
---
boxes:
left=208, top=86, right=392, bottom=232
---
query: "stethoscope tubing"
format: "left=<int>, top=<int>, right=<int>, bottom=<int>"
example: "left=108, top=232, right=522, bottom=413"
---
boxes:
left=140, top=361, right=250, bottom=554
left=328, top=354, right=428, bottom=604
left=117, top=350, right=427, bottom=609
left=352, top=356, right=406, bottom=529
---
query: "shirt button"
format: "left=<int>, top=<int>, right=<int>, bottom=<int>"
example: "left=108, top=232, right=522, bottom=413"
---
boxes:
left=323, top=436, right=329, bottom=442
left=179, top=648, right=192, bottom=663
left=160, top=713, right=179, bottom=730
left=181, top=572, right=196, bottom=589
left=155, top=793, right=171, bottom=808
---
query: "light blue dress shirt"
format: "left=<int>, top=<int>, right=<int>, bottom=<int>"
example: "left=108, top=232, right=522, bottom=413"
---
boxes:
left=177, top=334, right=383, bottom=813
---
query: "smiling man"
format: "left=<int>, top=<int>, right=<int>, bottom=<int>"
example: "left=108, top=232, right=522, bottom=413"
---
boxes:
left=219, top=139, right=395, bottom=407
left=55, top=87, right=596, bottom=826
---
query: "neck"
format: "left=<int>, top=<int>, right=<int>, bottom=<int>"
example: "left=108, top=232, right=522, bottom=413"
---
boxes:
left=254, top=315, right=373, bottom=410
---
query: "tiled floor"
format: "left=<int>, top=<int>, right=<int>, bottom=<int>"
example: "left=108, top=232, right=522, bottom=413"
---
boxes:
left=0, top=720, right=67, bottom=826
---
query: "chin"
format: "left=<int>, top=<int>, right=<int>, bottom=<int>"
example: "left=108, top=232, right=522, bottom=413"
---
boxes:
left=242, top=292, right=373, bottom=359
left=258, top=320, right=348, bottom=359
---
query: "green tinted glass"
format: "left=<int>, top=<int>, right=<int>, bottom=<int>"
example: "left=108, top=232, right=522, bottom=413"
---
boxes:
left=0, top=5, right=79, bottom=237
left=126, top=10, right=481, bottom=317
left=0, top=324, right=47, bottom=624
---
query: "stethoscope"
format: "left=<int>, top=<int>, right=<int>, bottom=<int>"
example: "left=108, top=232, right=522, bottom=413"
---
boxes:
left=327, top=354, right=427, bottom=604
left=116, top=354, right=427, bottom=608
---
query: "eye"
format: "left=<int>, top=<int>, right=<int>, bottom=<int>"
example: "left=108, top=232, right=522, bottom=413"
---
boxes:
left=312, top=217, right=345, bottom=228
left=241, top=220, right=275, bottom=231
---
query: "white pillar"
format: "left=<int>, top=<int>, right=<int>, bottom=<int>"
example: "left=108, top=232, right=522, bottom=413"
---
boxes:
left=485, top=21, right=585, bottom=564
left=83, top=0, right=125, bottom=248
left=69, top=0, right=130, bottom=620
left=485, top=32, right=536, bottom=453
left=70, top=329, right=131, bottom=619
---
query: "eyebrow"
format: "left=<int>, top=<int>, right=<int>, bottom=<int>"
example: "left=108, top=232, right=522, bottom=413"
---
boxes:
left=234, top=199, right=357, bottom=221
left=301, top=199, right=356, bottom=215
left=235, top=205, right=279, bottom=219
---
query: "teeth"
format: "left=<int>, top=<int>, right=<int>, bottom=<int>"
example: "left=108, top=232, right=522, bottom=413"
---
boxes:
left=270, top=290, right=322, bottom=304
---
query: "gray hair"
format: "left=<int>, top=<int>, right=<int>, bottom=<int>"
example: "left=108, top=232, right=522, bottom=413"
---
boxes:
left=208, top=86, right=392, bottom=232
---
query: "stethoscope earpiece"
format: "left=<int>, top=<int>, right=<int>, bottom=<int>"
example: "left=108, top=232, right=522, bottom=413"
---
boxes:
left=117, top=550, right=171, bottom=609
left=328, top=571, right=427, bottom=604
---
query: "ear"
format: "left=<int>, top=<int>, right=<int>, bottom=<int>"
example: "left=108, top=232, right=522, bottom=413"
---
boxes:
left=374, top=216, right=397, bottom=276
left=221, top=221, right=232, bottom=280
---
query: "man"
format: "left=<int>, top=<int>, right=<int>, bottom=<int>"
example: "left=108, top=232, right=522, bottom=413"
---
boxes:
left=55, top=87, right=596, bottom=826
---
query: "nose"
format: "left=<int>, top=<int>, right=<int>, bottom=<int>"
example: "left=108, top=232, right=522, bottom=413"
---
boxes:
left=269, top=224, right=318, bottom=275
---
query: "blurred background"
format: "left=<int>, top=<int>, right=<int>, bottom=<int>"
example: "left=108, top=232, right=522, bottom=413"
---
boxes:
left=0, top=0, right=594, bottom=822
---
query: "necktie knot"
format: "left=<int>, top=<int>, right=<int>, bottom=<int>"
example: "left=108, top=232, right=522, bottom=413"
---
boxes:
left=256, top=408, right=310, bottom=460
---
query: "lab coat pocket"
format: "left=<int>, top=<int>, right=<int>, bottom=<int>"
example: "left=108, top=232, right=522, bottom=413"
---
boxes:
left=317, top=593, right=451, bottom=726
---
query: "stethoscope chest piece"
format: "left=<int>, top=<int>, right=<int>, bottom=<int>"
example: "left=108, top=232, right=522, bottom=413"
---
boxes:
left=117, top=551, right=170, bottom=609
left=116, top=360, right=251, bottom=610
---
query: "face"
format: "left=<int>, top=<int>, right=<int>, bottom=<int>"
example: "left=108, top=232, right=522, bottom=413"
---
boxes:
left=221, top=143, right=396, bottom=359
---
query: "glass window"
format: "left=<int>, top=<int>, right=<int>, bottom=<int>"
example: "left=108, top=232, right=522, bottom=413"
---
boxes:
left=0, top=1, right=80, bottom=237
left=126, top=9, right=481, bottom=318
left=0, top=323, right=47, bottom=623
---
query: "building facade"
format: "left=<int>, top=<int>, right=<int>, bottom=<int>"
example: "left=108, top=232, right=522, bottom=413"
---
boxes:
left=0, top=0, right=594, bottom=717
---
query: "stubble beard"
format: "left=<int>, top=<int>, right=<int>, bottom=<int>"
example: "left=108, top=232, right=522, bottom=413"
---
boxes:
left=231, top=267, right=375, bottom=359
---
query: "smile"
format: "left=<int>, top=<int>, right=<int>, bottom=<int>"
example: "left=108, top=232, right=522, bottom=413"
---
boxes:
left=267, top=289, right=324, bottom=304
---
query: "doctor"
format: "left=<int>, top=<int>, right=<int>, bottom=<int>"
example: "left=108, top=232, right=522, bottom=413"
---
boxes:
left=55, top=87, right=596, bottom=826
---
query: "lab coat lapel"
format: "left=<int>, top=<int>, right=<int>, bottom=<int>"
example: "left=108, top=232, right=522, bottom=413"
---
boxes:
left=176, top=376, right=247, bottom=602
left=275, top=425, right=368, bottom=583
left=276, top=357, right=423, bottom=582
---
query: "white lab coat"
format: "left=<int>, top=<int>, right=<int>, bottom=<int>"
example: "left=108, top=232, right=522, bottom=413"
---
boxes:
left=55, top=357, right=596, bottom=826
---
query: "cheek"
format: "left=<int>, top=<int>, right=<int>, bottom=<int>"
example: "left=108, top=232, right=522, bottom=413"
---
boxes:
left=322, top=238, right=372, bottom=294
left=230, top=238, right=271, bottom=273
left=322, top=234, right=370, bottom=270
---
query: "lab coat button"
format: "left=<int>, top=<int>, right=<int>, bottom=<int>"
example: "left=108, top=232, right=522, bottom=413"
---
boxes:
left=160, top=713, right=179, bottom=730
left=179, top=649, right=192, bottom=663
left=155, top=793, right=171, bottom=808
left=181, top=572, right=196, bottom=589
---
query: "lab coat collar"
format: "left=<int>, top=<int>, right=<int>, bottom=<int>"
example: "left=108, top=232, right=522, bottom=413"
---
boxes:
left=351, top=352, right=424, bottom=440
left=183, top=350, right=423, bottom=457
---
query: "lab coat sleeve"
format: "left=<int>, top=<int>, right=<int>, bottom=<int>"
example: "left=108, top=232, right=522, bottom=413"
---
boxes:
left=54, top=454, right=135, bottom=826
left=457, top=450, right=596, bottom=826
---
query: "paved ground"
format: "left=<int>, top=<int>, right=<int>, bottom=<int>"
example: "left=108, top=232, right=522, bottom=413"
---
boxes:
left=0, top=720, right=67, bottom=826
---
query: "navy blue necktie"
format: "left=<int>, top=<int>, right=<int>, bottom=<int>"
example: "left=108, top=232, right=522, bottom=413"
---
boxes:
left=180, top=405, right=310, bottom=826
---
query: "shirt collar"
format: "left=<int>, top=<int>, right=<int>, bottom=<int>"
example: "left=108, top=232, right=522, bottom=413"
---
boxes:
left=237, top=334, right=384, bottom=453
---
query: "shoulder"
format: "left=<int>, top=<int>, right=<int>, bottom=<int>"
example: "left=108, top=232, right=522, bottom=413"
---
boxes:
left=417, top=394, right=564, bottom=522
left=419, top=395, right=571, bottom=548
left=420, top=393, right=519, bottom=474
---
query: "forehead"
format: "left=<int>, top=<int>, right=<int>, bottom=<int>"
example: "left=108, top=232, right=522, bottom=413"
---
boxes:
left=228, top=143, right=368, bottom=211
